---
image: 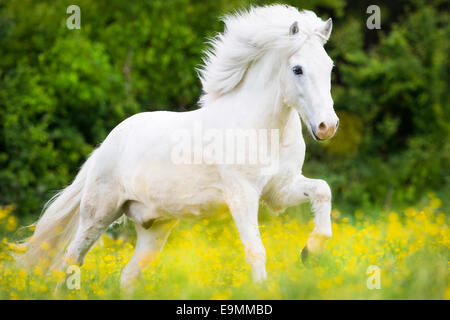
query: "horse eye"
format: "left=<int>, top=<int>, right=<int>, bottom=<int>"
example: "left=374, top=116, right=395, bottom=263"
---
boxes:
left=292, top=65, right=303, bottom=75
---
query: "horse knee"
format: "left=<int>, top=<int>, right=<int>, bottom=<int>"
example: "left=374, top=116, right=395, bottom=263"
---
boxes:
left=246, top=247, right=266, bottom=263
left=313, top=180, right=331, bottom=202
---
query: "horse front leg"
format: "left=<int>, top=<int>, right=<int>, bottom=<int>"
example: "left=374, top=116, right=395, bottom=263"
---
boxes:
left=278, top=175, right=332, bottom=261
left=225, top=183, right=266, bottom=283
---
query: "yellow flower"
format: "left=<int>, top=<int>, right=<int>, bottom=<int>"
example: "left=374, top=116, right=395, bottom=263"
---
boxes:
left=331, top=209, right=341, bottom=220
left=211, top=289, right=232, bottom=300
left=388, top=212, right=398, bottom=222
left=430, top=197, right=442, bottom=209
left=40, top=241, right=51, bottom=251
left=6, top=216, right=18, bottom=231
left=369, top=254, right=377, bottom=264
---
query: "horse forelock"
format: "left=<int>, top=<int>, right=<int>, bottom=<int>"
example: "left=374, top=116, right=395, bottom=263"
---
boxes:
left=197, top=5, right=327, bottom=107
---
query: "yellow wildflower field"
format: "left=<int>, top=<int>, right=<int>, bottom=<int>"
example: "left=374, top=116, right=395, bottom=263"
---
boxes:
left=0, top=195, right=448, bottom=300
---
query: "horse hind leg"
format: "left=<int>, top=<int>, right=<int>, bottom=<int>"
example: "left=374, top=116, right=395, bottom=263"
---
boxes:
left=63, top=183, right=123, bottom=267
left=120, top=219, right=178, bottom=291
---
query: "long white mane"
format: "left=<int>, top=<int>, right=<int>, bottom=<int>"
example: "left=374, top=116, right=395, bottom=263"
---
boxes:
left=198, top=5, right=329, bottom=106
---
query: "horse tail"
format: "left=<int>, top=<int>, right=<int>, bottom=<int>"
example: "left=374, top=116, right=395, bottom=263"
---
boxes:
left=15, top=152, right=95, bottom=272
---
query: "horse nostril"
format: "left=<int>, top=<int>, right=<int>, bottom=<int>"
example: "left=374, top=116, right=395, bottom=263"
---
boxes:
left=318, top=122, right=327, bottom=131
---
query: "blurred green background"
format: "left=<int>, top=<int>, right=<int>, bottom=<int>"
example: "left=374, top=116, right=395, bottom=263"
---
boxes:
left=0, top=0, right=449, bottom=218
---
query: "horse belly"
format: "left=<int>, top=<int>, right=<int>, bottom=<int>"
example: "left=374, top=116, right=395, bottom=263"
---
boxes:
left=129, top=163, right=229, bottom=220
left=154, top=184, right=228, bottom=219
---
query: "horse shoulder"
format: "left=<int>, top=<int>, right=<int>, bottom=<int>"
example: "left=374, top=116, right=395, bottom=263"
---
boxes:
left=261, top=112, right=306, bottom=210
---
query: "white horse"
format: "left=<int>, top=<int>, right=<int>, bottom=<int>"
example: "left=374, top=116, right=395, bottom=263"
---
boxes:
left=18, top=5, right=339, bottom=288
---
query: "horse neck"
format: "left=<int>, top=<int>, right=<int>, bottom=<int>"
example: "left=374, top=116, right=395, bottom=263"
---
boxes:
left=215, top=53, right=293, bottom=132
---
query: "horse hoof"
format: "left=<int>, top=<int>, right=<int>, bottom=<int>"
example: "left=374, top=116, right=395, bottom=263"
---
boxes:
left=301, top=246, right=308, bottom=263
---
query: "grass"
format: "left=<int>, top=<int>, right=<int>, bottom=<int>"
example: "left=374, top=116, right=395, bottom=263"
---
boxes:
left=0, top=193, right=448, bottom=299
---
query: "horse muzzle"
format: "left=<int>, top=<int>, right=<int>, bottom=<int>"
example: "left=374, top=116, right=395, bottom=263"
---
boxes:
left=312, top=119, right=339, bottom=140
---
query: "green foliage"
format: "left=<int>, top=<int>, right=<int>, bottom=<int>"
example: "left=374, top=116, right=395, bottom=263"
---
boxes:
left=0, top=0, right=448, bottom=216
left=307, top=3, right=450, bottom=209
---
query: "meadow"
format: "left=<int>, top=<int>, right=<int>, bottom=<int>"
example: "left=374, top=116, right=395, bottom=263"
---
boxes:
left=0, top=193, right=448, bottom=300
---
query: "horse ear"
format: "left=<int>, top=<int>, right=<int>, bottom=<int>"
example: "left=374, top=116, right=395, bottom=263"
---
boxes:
left=289, top=21, right=299, bottom=35
left=318, top=18, right=332, bottom=42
